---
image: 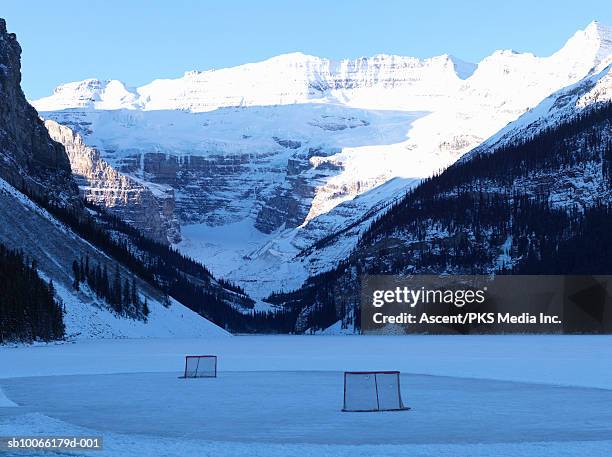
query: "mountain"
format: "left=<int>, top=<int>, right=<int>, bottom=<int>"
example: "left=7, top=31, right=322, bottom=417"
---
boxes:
left=267, top=89, right=612, bottom=332
left=33, top=52, right=473, bottom=112
left=31, top=20, right=611, bottom=113
left=0, top=177, right=229, bottom=339
left=34, top=21, right=612, bottom=301
left=467, top=59, right=612, bottom=156
left=0, top=18, right=266, bottom=341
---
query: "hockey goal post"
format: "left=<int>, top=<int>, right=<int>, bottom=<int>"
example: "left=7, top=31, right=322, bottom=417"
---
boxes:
left=343, top=371, right=409, bottom=412
left=181, top=355, right=217, bottom=378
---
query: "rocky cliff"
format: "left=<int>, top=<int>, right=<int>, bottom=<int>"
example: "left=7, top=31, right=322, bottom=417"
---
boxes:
left=44, top=120, right=181, bottom=243
left=0, top=19, right=79, bottom=209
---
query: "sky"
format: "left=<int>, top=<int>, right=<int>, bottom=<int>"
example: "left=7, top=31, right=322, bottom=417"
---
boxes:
left=3, top=0, right=612, bottom=99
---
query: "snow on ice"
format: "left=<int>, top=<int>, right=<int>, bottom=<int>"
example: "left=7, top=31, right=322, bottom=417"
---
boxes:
left=1, top=336, right=612, bottom=455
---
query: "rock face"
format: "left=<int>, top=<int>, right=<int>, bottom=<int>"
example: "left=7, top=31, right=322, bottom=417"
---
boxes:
left=0, top=19, right=79, bottom=208
left=44, top=120, right=181, bottom=243
left=40, top=105, right=408, bottom=238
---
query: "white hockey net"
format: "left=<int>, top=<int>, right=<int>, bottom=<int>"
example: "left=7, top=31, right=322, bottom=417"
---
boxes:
left=343, top=371, right=406, bottom=411
left=183, top=355, right=217, bottom=378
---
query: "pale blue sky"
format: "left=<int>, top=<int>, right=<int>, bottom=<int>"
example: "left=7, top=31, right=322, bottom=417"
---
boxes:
left=3, top=0, right=611, bottom=99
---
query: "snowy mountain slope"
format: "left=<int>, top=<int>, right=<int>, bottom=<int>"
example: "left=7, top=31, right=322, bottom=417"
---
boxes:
left=33, top=21, right=610, bottom=116
left=183, top=177, right=418, bottom=298
left=42, top=104, right=421, bottom=228
left=269, top=100, right=612, bottom=332
left=33, top=79, right=141, bottom=111
left=0, top=178, right=228, bottom=339
left=465, top=60, right=612, bottom=159
left=35, top=21, right=612, bottom=298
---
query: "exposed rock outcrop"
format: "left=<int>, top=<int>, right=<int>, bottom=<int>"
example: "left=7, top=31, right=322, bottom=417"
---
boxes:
left=44, top=120, right=181, bottom=243
left=0, top=19, right=80, bottom=209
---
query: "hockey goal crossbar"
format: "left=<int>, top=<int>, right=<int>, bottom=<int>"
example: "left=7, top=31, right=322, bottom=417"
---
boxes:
left=343, top=370, right=410, bottom=412
left=180, top=355, right=217, bottom=378
left=345, top=371, right=402, bottom=375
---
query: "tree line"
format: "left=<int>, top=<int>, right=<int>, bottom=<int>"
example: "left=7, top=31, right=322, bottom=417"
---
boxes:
left=23, top=187, right=296, bottom=333
left=72, top=255, right=149, bottom=319
left=0, top=243, right=64, bottom=342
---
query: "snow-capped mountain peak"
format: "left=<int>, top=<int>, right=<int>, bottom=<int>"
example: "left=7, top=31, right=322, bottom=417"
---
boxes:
left=32, top=23, right=611, bottom=115
left=556, top=20, right=612, bottom=70
left=33, top=78, right=140, bottom=111
left=33, top=52, right=477, bottom=113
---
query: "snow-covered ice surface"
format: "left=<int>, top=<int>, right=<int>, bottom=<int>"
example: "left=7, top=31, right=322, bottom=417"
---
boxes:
left=1, top=336, right=612, bottom=456
left=4, top=372, right=612, bottom=445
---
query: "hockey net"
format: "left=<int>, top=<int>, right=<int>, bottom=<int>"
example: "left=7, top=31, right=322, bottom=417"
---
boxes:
left=343, top=371, right=408, bottom=412
left=182, top=355, right=217, bottom=378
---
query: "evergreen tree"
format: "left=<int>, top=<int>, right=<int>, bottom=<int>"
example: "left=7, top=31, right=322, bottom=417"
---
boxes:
left=113, top=264, right=122, bottom=313
left=102, top=265, right=109, bottom=298
left=131, top=278, right=138, bottom=307
left=80, top=256, right=85, bottom=280
left=72, top=260, right=80, bottom=290
left=123, top=277, right=131, bottom=309
left=142, top=296, right=149, bottom=319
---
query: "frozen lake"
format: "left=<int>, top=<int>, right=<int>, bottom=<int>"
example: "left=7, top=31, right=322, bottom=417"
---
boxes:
left=2, top=371, right=612, bottom=446
left=1, top=335, right=612, bottom=455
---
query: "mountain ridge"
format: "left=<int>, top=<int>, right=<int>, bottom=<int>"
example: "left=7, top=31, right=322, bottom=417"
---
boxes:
left=32, top=21, right=611, bottom=113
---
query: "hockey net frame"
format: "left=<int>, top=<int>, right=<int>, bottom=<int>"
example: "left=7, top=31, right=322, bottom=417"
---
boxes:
left=342, top=370, right=409, bottom=412
left=180, top=355, right=217, bottom=378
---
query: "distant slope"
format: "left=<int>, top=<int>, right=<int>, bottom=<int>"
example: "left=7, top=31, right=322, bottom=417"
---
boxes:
left=44, top=119, right=181, bottom=244
left=268, top=99, right=612, bottom=332
left=0, top=178, right=229, bottom=339
left=465, top=60, right=612, bottom=158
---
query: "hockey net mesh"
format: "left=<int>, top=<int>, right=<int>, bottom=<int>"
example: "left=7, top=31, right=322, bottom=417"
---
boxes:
left=343, top=372, right=405, bottom=411
left=184, top=356, right=216, bottom=378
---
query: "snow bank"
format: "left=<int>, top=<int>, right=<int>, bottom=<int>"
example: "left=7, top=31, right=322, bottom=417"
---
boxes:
left=2, top=412, right=610, bottom=457
left=0, top=387, right=16, bottom=407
